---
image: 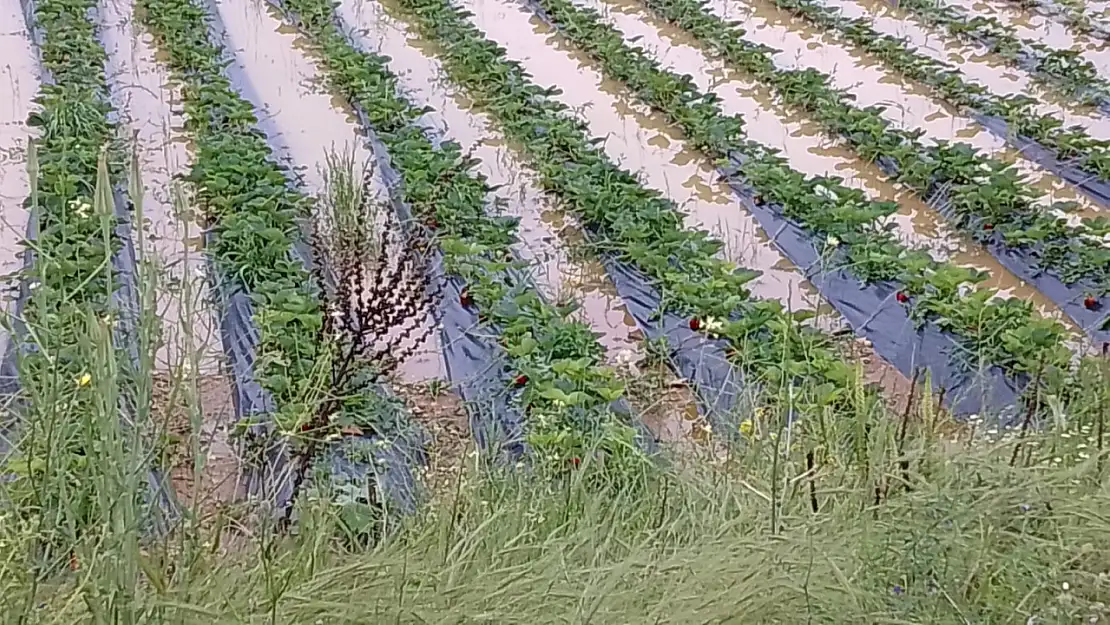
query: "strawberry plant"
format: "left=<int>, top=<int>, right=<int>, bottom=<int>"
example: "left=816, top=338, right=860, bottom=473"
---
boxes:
left=895, top=0, right=1110, bottom=105
left=137, top=0, right=433, bottom=519
left=391, top=0, right=894, bottom=424
left=267, top=0, right=650, bottom=479
left=528, top=0, right=1079, bottom=392
left=2, top=0, right=170, bottom=556
left=620, top=0, right=1110, bottom=339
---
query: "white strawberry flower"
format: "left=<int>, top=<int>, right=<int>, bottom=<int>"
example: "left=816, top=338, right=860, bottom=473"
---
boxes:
left=814, top=184, right=837, bottom=201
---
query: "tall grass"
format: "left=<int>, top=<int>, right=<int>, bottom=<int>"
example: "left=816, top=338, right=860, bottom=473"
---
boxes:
left=2, top=154, right=1110, bottom=625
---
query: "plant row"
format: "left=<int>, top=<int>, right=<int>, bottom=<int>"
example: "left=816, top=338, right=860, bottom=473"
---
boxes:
left=1004, top=0, right=1110, bottom=43
left=137, top=0, right=418, bottom=474
left=893, top=0, right=1110, bottom=106
left=776, top=0, right=1110, bottom=193
left=4, top=0, right=164, bottom=543
left=267, top=0, right=649, bottom=474
left=528, top=0, right=1076, bottom=386
left=622, top=0, right=1110, bottom=318
left=389, top=0, right=911, bottom=425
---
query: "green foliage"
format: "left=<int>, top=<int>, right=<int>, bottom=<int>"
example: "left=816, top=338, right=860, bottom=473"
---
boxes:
left=757, top=0, right=1110, bottom=295
left=530, top=0, right=1077, bottom=386
left=268, top=0, right=650, bottom=475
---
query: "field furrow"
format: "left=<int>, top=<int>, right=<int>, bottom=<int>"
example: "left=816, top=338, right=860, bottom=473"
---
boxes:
left=879, top=0, right=1110, bottom=105
left=759, top=0, right=1110, bottom=213
left=588, top=0, right=1064, bottom=310
left=333, top=0, right=644, bottom=363
left=140, top=0, right=434, bottom=518
left=437, top=0, right=820, bottom=316
left=707, top=0, right=1110, bottom=215
left=97, top=0, right=239, bottom=511
left=97, top=0, right=225, bottom=375
left=826, top=0, right=1110, bottom=129
left=0, top=0, right=40, bottom=375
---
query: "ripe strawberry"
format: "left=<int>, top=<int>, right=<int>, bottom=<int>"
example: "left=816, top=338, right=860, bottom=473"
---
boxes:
left=896, top=292, right=909, bottom=304
left=983, top=223, right=993, bottom=231
left=568, top=457, right=581, bottom=468
left=1084, top=296, right=1098, bottom=310
left=514, top=374, right=528, bottom=387
left=689, top=317, right=701, bottom=331
left=459, top=289, right=473, bottom=308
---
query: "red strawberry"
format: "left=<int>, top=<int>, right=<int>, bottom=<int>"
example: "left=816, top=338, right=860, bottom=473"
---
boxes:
left=689, top=318, right=701, bottom=331
left=983, top=223, right=994, bottom=231
left=568, top=457, right=581, bottom=468
left=1084, top=296, right=1098, bottom=310
left=459, top=289, right=473, bottom=308
left=514, top=374, right=528, bottom=387
left=896, top=292, right=909, bottom=304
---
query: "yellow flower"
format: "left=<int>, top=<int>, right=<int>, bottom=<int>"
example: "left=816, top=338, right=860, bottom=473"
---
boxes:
left=76, top=373, right=91, bottom=388
left=739, top=419, right=753, bottom=438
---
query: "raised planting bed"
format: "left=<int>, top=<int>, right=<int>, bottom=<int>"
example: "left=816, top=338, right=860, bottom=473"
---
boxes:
left=386, top=0, right=923, bottom=437
left=1001, top=0, right=1110, bottom=44
left=607, top=0, right=1110, bottom=351
left=264, top=0, right=659, bottom=478
left=0, top=0, right=176, bottom=544
left=888, top=0, right=1110, bottom=108
left=138, top=0, right=432, bottom=521
left=524, top=0, right=1091, bottom=418
left=767, top=0, right=1110, bottom=211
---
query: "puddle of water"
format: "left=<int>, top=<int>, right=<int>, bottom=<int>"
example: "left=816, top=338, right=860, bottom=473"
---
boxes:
left=99, top=0, right=223, bottom=374
left=586, top=0, right=1068, bottom=317
left=706, top=0, right=1105, bottom=219
left=339, top=0, right=642, bottom=361
left=958, top=0, right=1110, bottom=61
left=214, top=0, right=444, bottom=381
left=451, top=0, right=821, bottom=316
left=0, top=0, right=39, bottom=354
left=830, top=0, right=1110, bottom=139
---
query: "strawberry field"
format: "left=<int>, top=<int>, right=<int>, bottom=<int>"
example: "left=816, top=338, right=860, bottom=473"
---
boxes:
left=4, top=0, right=1110, bottom=583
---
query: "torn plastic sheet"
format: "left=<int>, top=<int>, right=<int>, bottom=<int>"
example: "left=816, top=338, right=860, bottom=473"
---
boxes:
left=525, top=1, right=1021, bottom=420
left=0, top=0, right=177, bottom=532
left=192, top=0, right=429, bottom=518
